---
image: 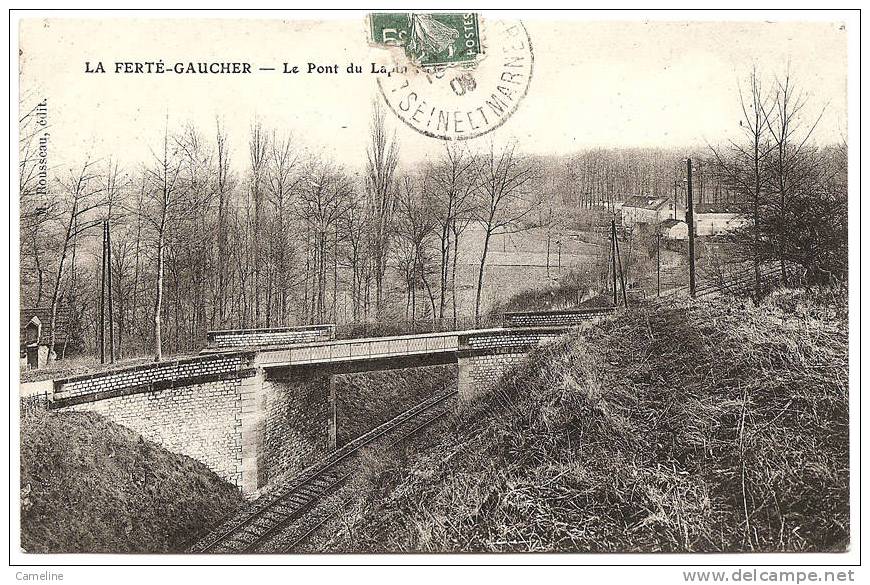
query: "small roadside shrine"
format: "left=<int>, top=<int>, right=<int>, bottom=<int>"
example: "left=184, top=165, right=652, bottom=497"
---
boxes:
left=19, top=307, right=70, bottom=369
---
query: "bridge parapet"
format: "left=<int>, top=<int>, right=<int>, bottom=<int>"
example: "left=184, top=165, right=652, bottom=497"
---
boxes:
left=51, top=352, right=258, bottom=408
left=457, top=327, right=568, bottom=399
left=458, top=327, right=567, bottom=354
left=253, top=329, right=481, bottom=368
left=503, top=307, right=613, bottom=328
left=207, top=324, right=335, bottom=349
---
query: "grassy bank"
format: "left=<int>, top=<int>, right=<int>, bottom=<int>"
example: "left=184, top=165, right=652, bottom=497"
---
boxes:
left=20, top=408, right=244, bottom=553
left=323, top=288, right=849, bottom=553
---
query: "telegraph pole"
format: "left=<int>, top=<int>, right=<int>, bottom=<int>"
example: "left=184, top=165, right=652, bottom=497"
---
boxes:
left=107, top=220, right=116, bottom=363
left=614, top=226, right=629, bottom=308
left=610, top=220, right=618, bottom=306
left=656, top=229, right=661, bottom=297
left=686, top=158, right=697, bottom=297
left=99, top=220, right=107, bottom=364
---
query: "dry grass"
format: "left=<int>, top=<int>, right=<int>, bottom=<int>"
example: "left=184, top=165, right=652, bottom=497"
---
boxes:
left=323, top=287, right=849, bottom=553
left=20, top=408, right=244, bottom=553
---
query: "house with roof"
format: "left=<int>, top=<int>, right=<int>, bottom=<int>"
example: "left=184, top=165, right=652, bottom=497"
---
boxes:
left=693, top=203, right=749, bottom=236
left=620, top=195, right=685, bottom=229
left=659, top=218, right=689, bottom=240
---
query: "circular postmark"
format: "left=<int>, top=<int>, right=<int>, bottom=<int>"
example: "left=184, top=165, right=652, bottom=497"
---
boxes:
left=375, top=18, right=533, bottom=141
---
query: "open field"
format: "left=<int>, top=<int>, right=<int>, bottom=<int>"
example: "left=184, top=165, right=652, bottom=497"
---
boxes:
left=435, top=222, right=607, bottom=318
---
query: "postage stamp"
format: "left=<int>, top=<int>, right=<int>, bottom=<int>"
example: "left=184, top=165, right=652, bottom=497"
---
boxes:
left=373, top=17, right=533, bottom=141
left=369, top=12, right=483, bottom=67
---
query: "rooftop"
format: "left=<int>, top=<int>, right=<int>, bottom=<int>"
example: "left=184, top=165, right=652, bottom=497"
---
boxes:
left=660, top=218, right=685, bottom=229
left=20, top=307, right=71, bottom=348
left=622, top=195, right=670, bottom=211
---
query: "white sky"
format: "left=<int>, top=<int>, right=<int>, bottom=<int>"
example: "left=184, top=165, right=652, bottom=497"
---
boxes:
left=19, top=17, right=847, bottom=174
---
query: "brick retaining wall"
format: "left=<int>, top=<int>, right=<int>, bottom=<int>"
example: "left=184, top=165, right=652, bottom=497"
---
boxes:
left=48, top=352, right=332, bottom=496
left=52, top=353, right=258, bottom=492
left=65, top=377, right=246, bottom=487
left=456, top=328, right=565, bottom=399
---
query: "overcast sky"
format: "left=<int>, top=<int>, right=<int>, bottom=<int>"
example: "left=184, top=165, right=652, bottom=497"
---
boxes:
left=19, top=17, right=847, bottom=174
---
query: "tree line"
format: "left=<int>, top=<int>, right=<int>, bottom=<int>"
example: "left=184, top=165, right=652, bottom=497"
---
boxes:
left=19, top=68, right=847, bottom=362
left=19, top=102, right=544, bottom=361
left=710, top=68, right=847, bottom=291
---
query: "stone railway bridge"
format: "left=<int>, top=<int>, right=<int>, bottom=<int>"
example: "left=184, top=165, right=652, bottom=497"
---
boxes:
left=22, top=308, right=611, bottom=497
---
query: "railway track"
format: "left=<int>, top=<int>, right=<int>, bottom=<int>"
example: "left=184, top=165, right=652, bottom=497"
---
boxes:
left=190, top=389, right=457, bottom=554
left=653, top=266, right=782, bottom=302
left=273, top=398, right=456, bottom=553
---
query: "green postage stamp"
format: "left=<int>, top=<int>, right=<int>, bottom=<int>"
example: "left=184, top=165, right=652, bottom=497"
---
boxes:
left=369, top=13, right=482, bottom=67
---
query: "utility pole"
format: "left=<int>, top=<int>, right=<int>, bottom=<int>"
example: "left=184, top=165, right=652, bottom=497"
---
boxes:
left=656, top=229, right=661, bottom=297
left=614, top=227, right=628, bottom=308
left=99, top=220, right=107, bottom=364
left=107, top=220, right=116, bottom=363
left=686, top=158, right=697, bottom=297
left=610, top=220, right=618, bottom=306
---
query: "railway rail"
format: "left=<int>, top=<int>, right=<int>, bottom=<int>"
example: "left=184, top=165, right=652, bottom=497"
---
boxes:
left=273, top=397, right=457, bottom=553
left=190, top=263, right=786, bottom=554
left=190, top=389, right=457, bottom=554
left=653, top=265, right=783, bottom=302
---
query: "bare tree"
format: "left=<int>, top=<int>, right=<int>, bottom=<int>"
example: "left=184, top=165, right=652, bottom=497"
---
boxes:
left=264, top=131, right=303, bottom=324
left=473, top=142, right=540, bottom=323
left=426, top=143, right=480, bottom=322
left=19, top=98, right=55, bottom=306
left=396, top=174, right=438, bottom=323
left=248, top=121, right=269, bottom=326
left=365, top=101, right=400, bottom=318
left=760, top=70, right=826, bottom=280
left=340, top=187, right=372, bottom=321
left=48, top=158, right=107, bottom=361
left=142, top=121, right=183, bottom=360
left=213, top=119, right=235, bottom=328
left=297, top=159, right=353, bottom=323
left=710, top=67, right=776, bottom=296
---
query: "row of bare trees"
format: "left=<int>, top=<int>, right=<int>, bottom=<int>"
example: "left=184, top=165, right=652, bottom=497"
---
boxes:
left=19, top=101, right=542, bottom=361
left=555, top=148, right=734, bottom=210
left=711, top=68, right=848, bottom=290
left=19, top=69, right=846, bottom=361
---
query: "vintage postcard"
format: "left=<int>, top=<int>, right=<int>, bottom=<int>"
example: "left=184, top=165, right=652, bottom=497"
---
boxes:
left=10, top=7, right=859, bottom=577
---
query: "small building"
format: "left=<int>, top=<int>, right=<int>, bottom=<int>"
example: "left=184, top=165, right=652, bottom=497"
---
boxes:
left=693, top=203, right=749, bottom=236
left=660, top=218, right=689, bottom=240
left=20, top=306, right=71, bottom=368
left=621, top=195, right=685, bottom=229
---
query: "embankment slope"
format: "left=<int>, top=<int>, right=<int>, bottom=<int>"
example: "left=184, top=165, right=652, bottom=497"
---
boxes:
left=20, top=408, right=245, bottom=553
left=324, top=289, right=849, bottom=553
